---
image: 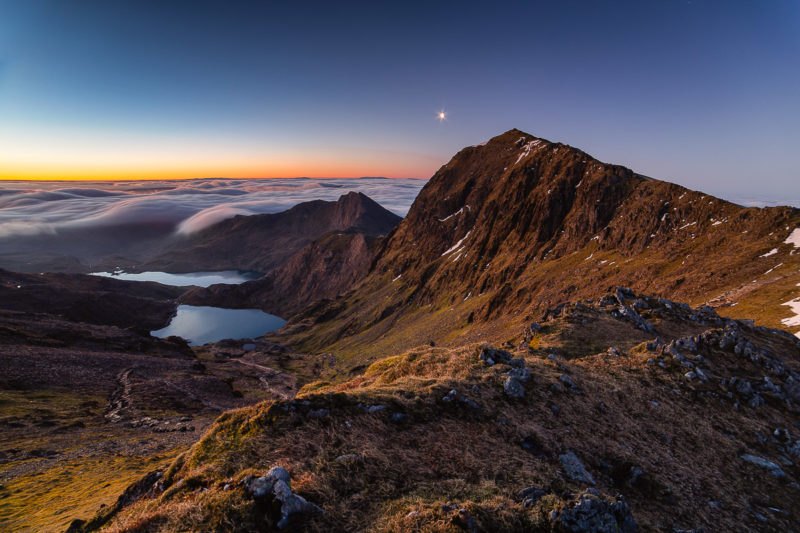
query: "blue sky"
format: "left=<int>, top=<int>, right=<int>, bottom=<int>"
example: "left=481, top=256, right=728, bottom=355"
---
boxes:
left=0, top=1, right=798, bottom=202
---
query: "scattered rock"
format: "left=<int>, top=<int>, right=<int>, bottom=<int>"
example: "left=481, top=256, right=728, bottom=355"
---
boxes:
left=560, top=451, right=595, bottom=485
left=504, top=377, right=525, bottom=399
left=478, top=345, right=512, bottom=366
left=247, top=466, right=322, bottom=529
left=505, top=366, right=531, bottom=383
left=740, top=454, right=786, bottom=479
left=518, top=485, right=547, bottom=507
left=550, top=491, right=637, bottom=532
left=442, top=389, right=482, bottom=409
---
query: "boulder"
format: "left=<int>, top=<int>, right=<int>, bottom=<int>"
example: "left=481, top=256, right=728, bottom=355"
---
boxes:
left=247, top=466, right=323, bottom=529
left=504, top=377, right=525, bottom=399
left=560, top=451, right=595, bottom=485
left=550, top=492, right=637, bottom=532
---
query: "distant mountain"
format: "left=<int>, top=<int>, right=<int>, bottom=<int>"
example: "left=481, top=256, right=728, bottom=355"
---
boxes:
left=142, top=191, right=401, bottom=273
left=273, top=129, right=800, bottom=355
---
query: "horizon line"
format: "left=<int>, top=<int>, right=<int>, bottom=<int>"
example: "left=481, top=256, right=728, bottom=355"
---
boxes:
left=0, top=175, right=430, bottom=183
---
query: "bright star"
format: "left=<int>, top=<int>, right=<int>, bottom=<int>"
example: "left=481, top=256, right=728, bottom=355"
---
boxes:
left=437, top=110, right=446, bottom=121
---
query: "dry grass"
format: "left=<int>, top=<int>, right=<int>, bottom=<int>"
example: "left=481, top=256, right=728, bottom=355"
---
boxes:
left=95, top=310, right=800, bottom=531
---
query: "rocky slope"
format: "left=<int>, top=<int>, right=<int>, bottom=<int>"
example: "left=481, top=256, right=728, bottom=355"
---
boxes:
left=272, top=129, right=800, bottom=357
left=179, top=231, right=383, bottom=317
left=77, top=289, right=800, bottom=532
left=141, top=192, right=401, bottom=273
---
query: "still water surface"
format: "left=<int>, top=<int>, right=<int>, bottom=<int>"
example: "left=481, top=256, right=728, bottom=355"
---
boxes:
left=91, top=270, right=258, bottom=287
left=151, top=305, right=285, bottom=345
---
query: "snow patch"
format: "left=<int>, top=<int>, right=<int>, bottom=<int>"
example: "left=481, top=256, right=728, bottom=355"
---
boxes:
left=392, top=274, right=402, bottom=282
left=439, top=205, right=470, bottom=222
left=784, top=228, right=800, bottom=248
left=442, top=230, right=472, bottom=256
left=763, top=263, right=783, bottom=276
left=760, top=248, right=778, bottom=258
left=514, top=139, right=543, bottom=165
left=781, top=297, right=800, bottom=328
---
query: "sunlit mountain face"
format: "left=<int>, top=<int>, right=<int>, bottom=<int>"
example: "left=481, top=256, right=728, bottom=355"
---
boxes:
left=0, top=177, right=425, bottom=272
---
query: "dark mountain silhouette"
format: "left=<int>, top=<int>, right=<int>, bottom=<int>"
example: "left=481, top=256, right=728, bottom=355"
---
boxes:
left=142, top=191, right=401, bottom=273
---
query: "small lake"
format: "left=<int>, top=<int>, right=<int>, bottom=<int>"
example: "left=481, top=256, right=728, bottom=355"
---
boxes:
left=91, top=270, right=258, bottom=287
left=151, top=305, right=286, bottom=346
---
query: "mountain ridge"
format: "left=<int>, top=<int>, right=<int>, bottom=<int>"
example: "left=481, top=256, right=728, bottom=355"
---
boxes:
left=141, top=191, right=402, bottom=273
left=269, top=129, right=800, bottom=357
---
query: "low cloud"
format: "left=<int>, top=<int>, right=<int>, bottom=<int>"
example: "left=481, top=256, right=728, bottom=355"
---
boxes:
left=0, top=178, right=425, bottom=240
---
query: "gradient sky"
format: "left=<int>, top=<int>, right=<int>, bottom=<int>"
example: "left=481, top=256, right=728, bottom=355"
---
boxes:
left=0, top=1, right=798, bottom=201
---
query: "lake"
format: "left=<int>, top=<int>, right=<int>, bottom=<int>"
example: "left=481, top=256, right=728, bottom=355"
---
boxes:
left=151, top=305, right=286, bottom=345
left=90, top=270, right=258, bottom=287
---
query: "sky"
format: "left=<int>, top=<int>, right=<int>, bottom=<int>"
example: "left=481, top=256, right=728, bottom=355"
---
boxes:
left=0, top=1, right=798, bottom=202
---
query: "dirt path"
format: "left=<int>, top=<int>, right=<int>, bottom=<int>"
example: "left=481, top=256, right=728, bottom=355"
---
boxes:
left=231, top=359, right=297, bottom=400
left=104, top=367, right=134, bottom=422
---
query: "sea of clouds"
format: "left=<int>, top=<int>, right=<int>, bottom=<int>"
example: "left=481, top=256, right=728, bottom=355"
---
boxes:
left=0, top=178, right=427, bottom=239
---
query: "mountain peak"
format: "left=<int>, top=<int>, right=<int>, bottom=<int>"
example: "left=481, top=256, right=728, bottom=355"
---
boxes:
left=274, top=130, right=800, bottom=354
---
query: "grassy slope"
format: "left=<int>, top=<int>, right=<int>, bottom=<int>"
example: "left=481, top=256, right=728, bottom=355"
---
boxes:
left=96, top=296, right=800, bottom=532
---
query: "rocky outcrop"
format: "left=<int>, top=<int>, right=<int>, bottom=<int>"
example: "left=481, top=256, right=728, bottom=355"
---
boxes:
left=180, top=231, right=381, bottom=317
left=245, top=466, right=323, bottom=529
left=550, top=491, right=637, bottom=533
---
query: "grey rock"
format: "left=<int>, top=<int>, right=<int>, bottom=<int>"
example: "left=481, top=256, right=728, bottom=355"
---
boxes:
left=518, top=485, right=547, bottom=507
left=267, top=466, right=291, bottom=484
left=307, top=408, right=330, bottom=418
left=479, top=346, right=512, bottom=366
left=504, top=377, right=525, bottom=399
left=559, top=374, right=577, bottom=388
left=335, top=454, right=359, bottom=462
left=247, top=476, right=277, bottom=499
left=505, top=366, right=531, bottom=383
left=747, top=394, right=765, bottom=409
left=560, top=451, right=595, bottom=485
left=618, top=304, right=655, bottom=334
left=272, top=479, right=323, bottom=529
left=367, top=405, right=387, bottom=413
left=550, top=491, right=637, bottom=532
left=607, top=347, right=621, bottom=357
left=741, top=454, right=786, bottom=479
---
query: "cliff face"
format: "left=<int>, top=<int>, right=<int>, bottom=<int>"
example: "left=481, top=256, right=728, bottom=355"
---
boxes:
left=180, top=231, right=381, bottom=317
left=144, top=191, right=401, bottom=273
left=273, top=130, right=800, bottom=355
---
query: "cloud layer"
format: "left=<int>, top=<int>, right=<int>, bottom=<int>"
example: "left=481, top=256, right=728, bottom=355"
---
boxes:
left=0, top=178, right=426, bottom=239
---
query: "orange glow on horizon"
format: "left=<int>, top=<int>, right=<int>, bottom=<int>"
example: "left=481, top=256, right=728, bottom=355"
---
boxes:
left=0, top=161, right=433, bottom=181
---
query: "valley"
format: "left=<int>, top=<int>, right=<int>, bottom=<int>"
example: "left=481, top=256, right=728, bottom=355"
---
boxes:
left=1, top=130, right=799, bottom=532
